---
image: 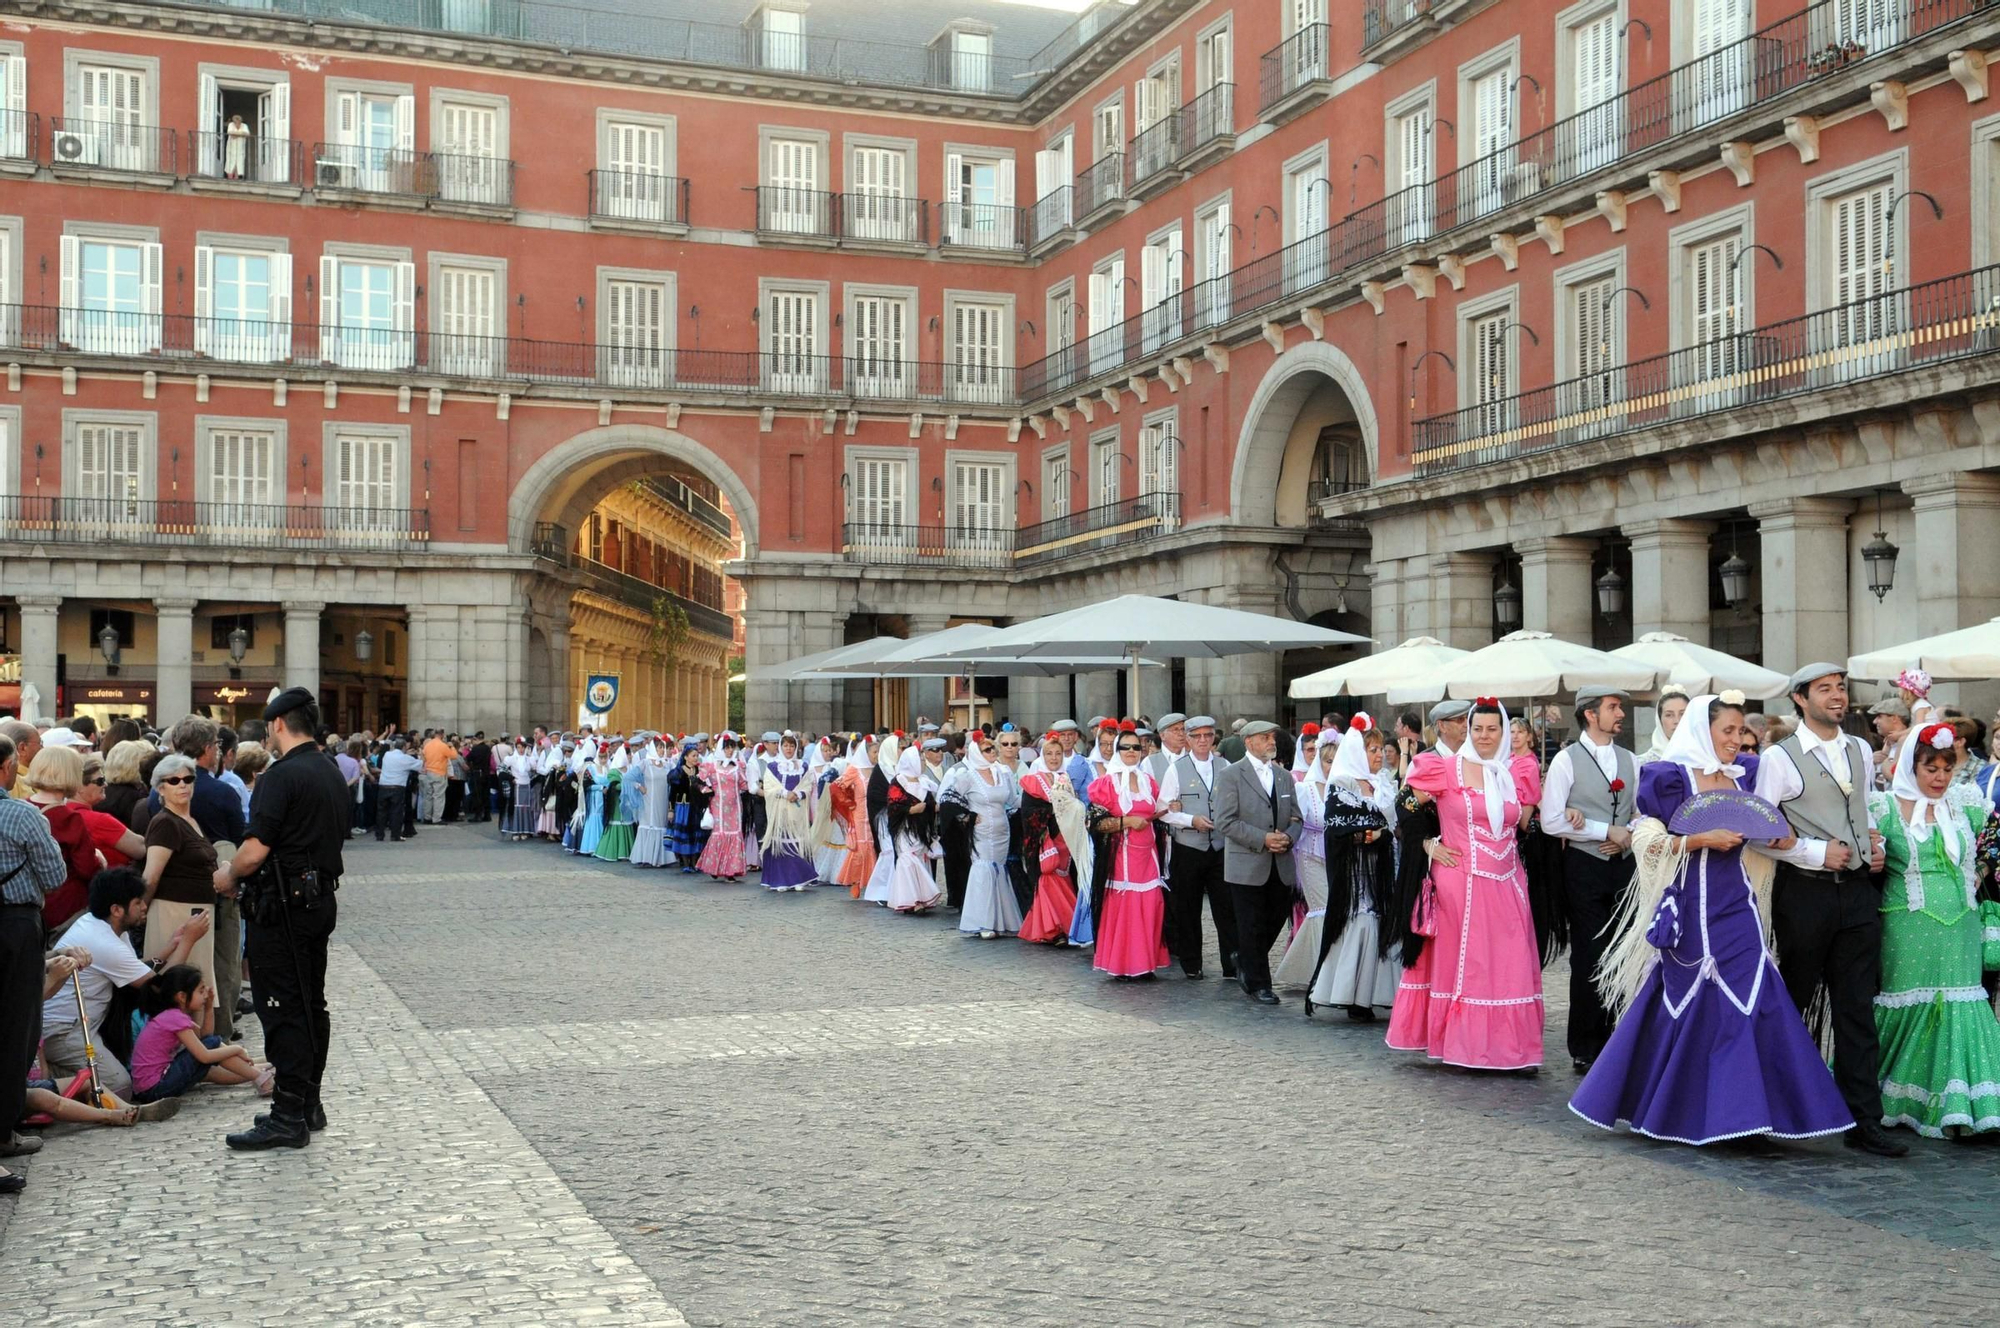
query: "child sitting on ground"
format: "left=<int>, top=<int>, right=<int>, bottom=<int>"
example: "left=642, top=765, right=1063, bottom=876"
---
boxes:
left=129, top=965, right=275, bottom=1103
left=19, top=951, right=182, bottom=1130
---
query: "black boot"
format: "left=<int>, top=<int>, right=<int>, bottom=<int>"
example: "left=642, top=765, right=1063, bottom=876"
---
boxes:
left=253, top=1101, right=328, bottom=1133
left=227, top=1093, right=311, bottom=1151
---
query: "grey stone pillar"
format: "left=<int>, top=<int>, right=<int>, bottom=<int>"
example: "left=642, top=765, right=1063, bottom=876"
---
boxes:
left=1516, top=537, right=1595, bottom=641
left=153, top=597, right=197, bottom=724
left=282, top=600, right=324, bottom=699
left=1429, top=551, right=1498, bottom=649
left=1751, top=497, right=1852, bottom=710
left=1007, top=675, right=1066, bottom=731
left=904, top=613, right=952, bottom=726
left=1625, top=519, right=1715, bottom=643
left=16, top=595, right=60, bottom=722
left=1368, top=556, right=1403, bottom=647
left=742, top=608, right=790, bottom=736
left=1904, top=471, right=2000, bottom=716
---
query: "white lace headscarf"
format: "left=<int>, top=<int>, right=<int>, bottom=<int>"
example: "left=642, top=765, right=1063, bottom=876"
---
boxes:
left=1659, top=694, right=1745, bottom=781
left=1891, top=723, right=1965, bottom=866
left=1327, top=716, right=1372, bottom=796
left=1456, top=701, right=1517, bottom=836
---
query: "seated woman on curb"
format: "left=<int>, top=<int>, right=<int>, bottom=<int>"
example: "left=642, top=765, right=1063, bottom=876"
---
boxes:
left=128, top=965, right=274, bottom=1104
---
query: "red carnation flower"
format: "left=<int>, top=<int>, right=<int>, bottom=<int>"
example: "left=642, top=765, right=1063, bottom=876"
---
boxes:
left=1609, top=778, right=1626, bottom=793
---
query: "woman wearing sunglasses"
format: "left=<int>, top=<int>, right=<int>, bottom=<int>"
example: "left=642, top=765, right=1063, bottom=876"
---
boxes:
left=1086, top=720, right=1170, bottom=980
left=140, top=754, right=224, bottom=994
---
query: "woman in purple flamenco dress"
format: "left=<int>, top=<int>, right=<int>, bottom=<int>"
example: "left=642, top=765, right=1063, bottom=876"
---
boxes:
left=1570, top=693, right=1853, bottom=1146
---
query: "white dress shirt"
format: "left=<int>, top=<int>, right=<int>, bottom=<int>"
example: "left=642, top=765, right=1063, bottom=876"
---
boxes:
left=1157, top=754, right=1218, bottom=829
left=1539, top=731, right=1626, bottom=844
left=1243, top=751, right=1276, bottom=797
left=1751, top=724, right=1877, bottom=870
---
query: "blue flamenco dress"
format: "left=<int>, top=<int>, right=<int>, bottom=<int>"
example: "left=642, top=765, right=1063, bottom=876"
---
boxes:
left=1570, top=761, right=1854, bottom=1145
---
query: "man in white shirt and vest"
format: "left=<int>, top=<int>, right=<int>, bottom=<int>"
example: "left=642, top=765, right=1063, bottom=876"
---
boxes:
left=1539, top=685, right=1638, bottom=1073
left=1429, top=700, right=1469, bottom=761
left=1144, top=713, right=1188, bottom=784
left=1212, top=720, right=1302, bottom=1004
left=1157, top=716, right=1238, bottom=981
left=1753, top=662, right=1902, bottom=1157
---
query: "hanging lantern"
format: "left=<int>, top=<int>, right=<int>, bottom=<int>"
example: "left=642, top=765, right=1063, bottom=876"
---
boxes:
left=1595, top=565, right=1626, bottom=620
left=1718, top=551, right=1752, bottom=609
left=1493, top=578, right=1522, bottom=633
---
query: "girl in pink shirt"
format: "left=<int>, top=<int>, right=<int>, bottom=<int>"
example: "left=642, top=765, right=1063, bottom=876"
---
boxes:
left=130, top=966, right=274, bottom=1103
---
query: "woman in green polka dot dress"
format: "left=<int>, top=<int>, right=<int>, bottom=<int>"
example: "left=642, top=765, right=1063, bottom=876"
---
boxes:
left=1869, top=723, right=2000, bottom=1139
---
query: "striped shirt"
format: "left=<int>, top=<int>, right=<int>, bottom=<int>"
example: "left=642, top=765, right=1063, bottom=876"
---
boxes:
left=0, top=789, right=67, bottom=906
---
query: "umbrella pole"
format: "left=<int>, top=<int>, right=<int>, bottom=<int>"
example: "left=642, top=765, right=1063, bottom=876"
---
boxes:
left=1127, top=645, right=1142, bottom=719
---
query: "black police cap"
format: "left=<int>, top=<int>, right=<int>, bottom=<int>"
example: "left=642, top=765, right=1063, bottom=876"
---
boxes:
left=264, top=686, right=315, bottom=723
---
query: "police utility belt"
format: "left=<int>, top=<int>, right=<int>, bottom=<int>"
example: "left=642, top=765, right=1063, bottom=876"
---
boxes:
left=242, top=862, right=337, bottom=926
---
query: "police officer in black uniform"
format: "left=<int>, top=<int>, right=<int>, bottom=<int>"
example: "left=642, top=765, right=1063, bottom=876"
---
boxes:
left=213, top=687, right=349, bottom=1151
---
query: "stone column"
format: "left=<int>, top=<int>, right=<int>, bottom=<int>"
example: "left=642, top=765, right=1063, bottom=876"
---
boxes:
left=404, top=606, right=438, bottom=730
left=1369, top=557, right=1404, bottom=647
left=15, top=596, right=60, bottom=722
left=1427, top=551, right=1498, bottom=649
left=1008, top=675, right=1066, bottom=730
left=547, top=625, right=572, bottom=729
left=1904, top=472, right=2000, bottom=716
left=742, top=608, right=790, bottom=734
left=282, top=600, right=324, bottom=699
left=904, top=613, right=952, bottom=726
left=153, top=597, right=198, bottom=724
left=1750, top=497, right=1852, bottom=708
left=1516, top=537, right=1595, bottom=641
left=1624, top=519, right=1716, bottom=643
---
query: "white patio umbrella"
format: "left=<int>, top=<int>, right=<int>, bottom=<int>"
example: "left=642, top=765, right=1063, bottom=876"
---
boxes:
left=1609, top=631, right=1789, bottom=699
left=1288, top=637, right=1467, bottom=700
left=953, top=594, right=1367, bottom=715
left=1385, top=630, right=1661, bottom=705
left=1850, top=616, right=2000, bottom=681
left=758, top=636, right=903, bottom=681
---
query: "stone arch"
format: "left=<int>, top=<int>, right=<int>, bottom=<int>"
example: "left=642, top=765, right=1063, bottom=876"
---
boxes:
left=1229, top=340, right=1382, bottom=529
left=507, top=423, right=760, bottom=557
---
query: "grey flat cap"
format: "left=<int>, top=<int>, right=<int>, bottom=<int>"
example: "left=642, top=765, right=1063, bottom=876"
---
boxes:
left=1134, top=728, right=1154, bottom=737
left=917, top=722, right=940, bottom=732
left=760, top=731, right=781, bottom=742
left=1087, top=715, right=1109, bottom=729
left=1050, top=719, right=1079, bottom=733
left=1239, top=720, right=1281, bottom=737
left=1788, top=662, right=1846, bottom=693
left=1185, top=715, right=1217, bottom=730
left=1429, top=700, right=1471, bottom=723
left=1156, top=712, right=1188, bottom=730
left=922, top=738, right=947, bottom=750
left=1867, top=697, right=1911, bottom=719
left=1575, top=686, right=1628, bottom=705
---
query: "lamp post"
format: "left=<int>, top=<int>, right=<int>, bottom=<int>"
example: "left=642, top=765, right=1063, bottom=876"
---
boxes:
left=355, top=629, right=375, bottom=663
left=227, top=623, right=248, bottom=680
left=1493, top=576, right=1523, bottom=633
left=98, top=623, right=121, bottom=677
left=1862, top=489, right=1899, bottom=602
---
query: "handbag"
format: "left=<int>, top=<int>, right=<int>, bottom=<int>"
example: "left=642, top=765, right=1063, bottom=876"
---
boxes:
left=1410, top=877, right=1439, bottom=938
left=700, top=809, right=716, bottom=831
left=1982, top=900, right=2000, bottom=972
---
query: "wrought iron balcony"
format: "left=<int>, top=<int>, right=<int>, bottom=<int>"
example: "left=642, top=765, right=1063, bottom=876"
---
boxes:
left=1362, top=0, right=1437, bottom=51
left=188, top=129, right=303, bottom=186
left=310, top=142, right=433, bottom=198
left=589, top=169, right=691, bottom=228
left=1176, top=82, right=1235, bottom=168
left=938, top=200, right=1025, bottom=253
left=50, top=118, right=176, bottom=176
left=0, top=494, right=429, bottom=550
left=1074, top=152, right=1127, bottom=227
left=434, top=150, right=515, bottom=207
left=1258, top=23, right=1333, bottom=121
left=754, top=185, right=839, bottom=240
left=841, top=192, right=929, bottom=247
left=1410, top=264, right=2000, bottom=476
left=527, top=523, right=734, bottom=637
left=1128, top=113, right=1183, bottom=192
left=646, top=478, right=733, bottom=539
left=1028, top=185, right=1075, bottom=250
left=840, top=522, right=1016, bottom=570
left=0, top=109, right=35, bottom=164
left=1015, top=492, right=1182, bottom=568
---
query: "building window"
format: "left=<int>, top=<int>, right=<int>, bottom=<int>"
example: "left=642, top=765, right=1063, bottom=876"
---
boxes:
left=944, top=150, right=1016, bottom=248
left=1087, top=255, right=1126, bottom=375
left=1033, top=133, right=1073, bottom=232
left=1287, top=0, right=1329, bottom=83
left=1683, top=0, right=1754, bottom=129
left=949, top=298, right=1009, bottom=404
left=196, top=69, right=290, bottom=183
left=1093, top=94, right=1123, bottom=160
left=1562, top=4, right=1620, bottom=176
left=1092, top=432, right=1121, bottom=505
left=1042, top=448, right=1071, bottom=519
left=599, top=269, right=673, bottom=389
left=598, top=114, right=678, bottom=224
left=60, top=231, right=162, bottom=355
left=848, top=288, right=913, bottom=398
left=1196, top=19, right=1231, bottom=93
left=950, top=458, right=1008, bottom=554
left=1468, top=309, right=1515, bottom=433
left=194, top=244, right=290, bottom=363
left=209, top=428, right=277, bottom=509
left=330, top=428, right=403, bottom=519
left=1133, top=56, right=1180, bottom=177
left=75, top=419, right=145, bottom=502
left=1566, top=271, right=1618, bottom=411
left=325, top=85, right=415, bottom=192
left=762, top=283, right=825, bottom=392
left=319, top=251, right=414, bottom=370
left=1, top=49, right=25, bottom=160
left=1464, top=60, right=1516, bottom=220
left=1385, top=82, right=1435, bottom=245
left=847, top=142, right=915, bottom=243
left=433, top=94, right=508, bottom=205
left=1688, top=233, right=1743, bottom=379
left=71, top=61, right=151, bottom=170
left=847, top=453, right=910, bottom=536
left=1195, top=200, right=1231, bottom=326
left=758, top=5, right=806, bottom=73
left=1282, top=149, right=1329, bottom=292
left=1138, top=415, right=1177, bottom=497
left=763, top=134, right=826, bottom=234
left=432, top=260, right=501, bottom=376
left=1140, top=225, right=1185, bottom=350
left=952, top=30, right=992, bottom=93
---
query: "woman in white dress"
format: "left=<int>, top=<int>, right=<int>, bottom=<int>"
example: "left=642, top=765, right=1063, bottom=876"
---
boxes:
left=502, top=737, right=539, bottom=840
left=862, top=736, right=900, bottom=905
left=885, top=746, right=942, bottom=914
left=223, top=113, right=250, bottom=179
left=1308, top=716, right=1402, bottom=1019
left=629, top=738, right=677, bottom=868
left=1273, top=735, right=1339, bottom=989
left=951, top=736, right=1022, bottom=938
left=809, top=738, right=850, bottom=885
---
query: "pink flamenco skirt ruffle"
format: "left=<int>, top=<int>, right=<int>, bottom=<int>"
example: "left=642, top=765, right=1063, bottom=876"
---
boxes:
left=1020, top=872, right=1078, bottom=943
left=1092, top=884, right=1168, bottom=977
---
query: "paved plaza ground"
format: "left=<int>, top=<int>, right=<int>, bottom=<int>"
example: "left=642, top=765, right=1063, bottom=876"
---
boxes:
left=3, top=822, right=1998, bottom=1326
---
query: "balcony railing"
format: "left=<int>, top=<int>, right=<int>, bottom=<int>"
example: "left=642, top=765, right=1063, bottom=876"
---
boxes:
left=589, top=169, right=690, bottom=227
left=1177, top=82, right=1234, bottom=159
left=311, top=142, right=433, bottom=198
left=1075, top=152, right=1126, bottom=221
left=646, top=477, right=733, bottom=539
left=1129, top=112, right=1183, bottom=185
left=1410, top=264, right=2000, bottom=475
left=1362, top=0, right=1433, bottom=49
left=1259, top=23, right=1332, bottom=114
left=840, top=522, right=1016, bottom=570
left=1029, top=185, right=1074, bottom=247
left=528, top=524, right=734, bottom=635
left=1015, top=492, right=1181, bottom=567
left=187, top=129, right=303, bottom=185
left=939, top=201, right=1025, bottom=252
left=0, top=303, right=1017, bottom=407
left=2, top=110, right=41, bottom=164
left=755, top=185, right=839, bottom=239
left=50, top=118, right=175, bottom=175
left=434, top=151, right=515, bottom=207
left=840, top=192, right=929, bottom=246
left=0, top=494, right=429, bottom=549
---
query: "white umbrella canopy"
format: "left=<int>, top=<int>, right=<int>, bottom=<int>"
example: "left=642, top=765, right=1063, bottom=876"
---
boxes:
left=1609, top=631, right=1789, bottom=700
left=1386, top=629, right=1661, bottom=705
left=1850, top=617, right=2000, bottom=681
left=759, top=636, right=903, bottom=681
left=1288, top=637, right=1468, bottom=700
left=955, top=594, right=1368, bottom=714
left=808, top=623, right=1162, bottom=678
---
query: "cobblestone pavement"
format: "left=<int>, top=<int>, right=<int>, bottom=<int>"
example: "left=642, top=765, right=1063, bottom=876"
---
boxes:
left=5, top=823, right=1999, bottom=1325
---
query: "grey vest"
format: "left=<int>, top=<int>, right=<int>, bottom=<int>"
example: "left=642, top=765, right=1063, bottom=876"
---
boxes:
left=1562, top=739, right=1638, bottom=828
left=1168, top=752, right=1229, bottom=852
left=1774, top=732, right=1871, bottom=866
left=1145, top=748, right=1186, bottom=784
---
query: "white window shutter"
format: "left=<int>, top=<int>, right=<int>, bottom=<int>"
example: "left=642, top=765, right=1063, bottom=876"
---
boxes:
left=193, top=245, right=214, bottom=322
left=1034, top=147, right=1055, bottom=197
left=336, top=91, right=357, bottom=146
left=996, top=156, right=1014, bottom=207
left=945, top=151, right=963, bottom=208
left=319, top=254, right=339, bottom=363
left=4, top=55, right=23, bottom=118
left=395, top=93, right=415, bottom=153
left=140, top=242, right=163, bottom=324
left=59, top=233, right=79, bottom=311
left=270, top=81, right=290, bottom=145
left=268, top=252, right=292, bottom=327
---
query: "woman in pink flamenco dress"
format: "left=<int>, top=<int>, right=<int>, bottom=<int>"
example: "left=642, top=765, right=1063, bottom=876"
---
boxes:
left=1087, top=723, right=1171, bottom=980
left=695, top=746, right=749, bottom=881
left=1386, top=698, right=1547, bottom=1071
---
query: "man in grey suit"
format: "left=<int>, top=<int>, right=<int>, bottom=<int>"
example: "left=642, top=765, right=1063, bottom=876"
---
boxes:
left=1213, top=720, right=1302, bottom=1005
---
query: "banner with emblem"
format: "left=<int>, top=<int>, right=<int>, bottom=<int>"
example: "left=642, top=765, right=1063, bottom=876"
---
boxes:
left=584, top=675, right=620, bottom=715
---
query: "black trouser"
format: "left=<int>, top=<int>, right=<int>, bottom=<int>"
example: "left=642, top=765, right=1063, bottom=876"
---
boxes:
left=0, top=905, right=44, bottom=1138
left=495, top=776, right=512, bottom=826
left=467, top=769, right=489, bottom=821
left=402, top=776, right=419, bottom=835
left=247, top=891, right=337, bottom=1113
left=1167, top=843, right=1236, bottom=975
left=1563, top=844, right=1636, bottom=1063
left=377, top=786, right=406, bottom=840
left=1773, top=864, right=1884, bottom=1125
left=1229, top=864, right=1294, bottom=992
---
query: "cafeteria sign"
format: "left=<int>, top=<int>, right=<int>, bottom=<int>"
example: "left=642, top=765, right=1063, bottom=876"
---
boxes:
left=584, top=675, right=620, bottom=714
